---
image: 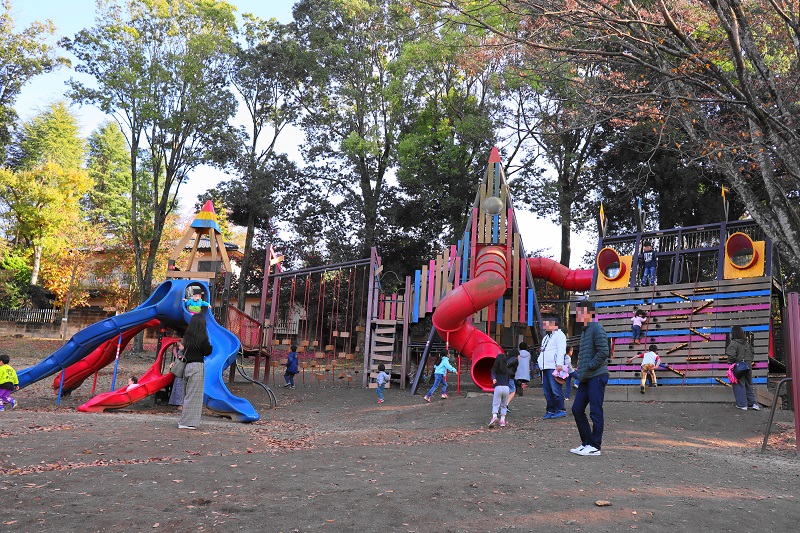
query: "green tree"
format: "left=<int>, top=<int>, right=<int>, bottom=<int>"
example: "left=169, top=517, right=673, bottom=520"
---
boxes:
left=292, top=0, right=417, bottom=258
left=385, top=10, right=500, bottom=274
left=0, top=0, right=67, bottom=159
left=0, top=102, right=91, bottom=287
left=439, top=0, right=800, bottom=271
left=65, top=0, right=238, bottom=306
left=215, top=14, right=303, bottom=310
left=84, top=121, right=132, bottom=235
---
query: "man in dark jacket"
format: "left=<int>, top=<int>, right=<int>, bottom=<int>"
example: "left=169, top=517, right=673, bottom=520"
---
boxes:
left=570, top=301, right=610, bottom=457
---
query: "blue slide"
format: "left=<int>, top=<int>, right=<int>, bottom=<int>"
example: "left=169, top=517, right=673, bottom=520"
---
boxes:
left=17, top=279, right=259, bottom=422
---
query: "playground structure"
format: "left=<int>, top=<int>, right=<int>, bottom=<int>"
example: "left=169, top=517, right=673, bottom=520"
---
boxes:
left=11, top=148, right=795, bottom=414
left=590, top=203, right=787, bottom=386
left=15, top=202, right=260, bottom=422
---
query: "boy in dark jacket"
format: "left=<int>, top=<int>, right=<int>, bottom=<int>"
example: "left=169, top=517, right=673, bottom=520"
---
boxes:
left=570, top=302, right=610, bottom=457
left=283, top=346, right=299, bottom=389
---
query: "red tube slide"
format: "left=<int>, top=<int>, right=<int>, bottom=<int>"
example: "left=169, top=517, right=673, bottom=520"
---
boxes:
left=527, top=257, right=592, bottom=291
left=53, top=319, right=160, bottom=395
left=432, top=246, right=508, bottom=391
left=78, top=338, right=179, bottom=413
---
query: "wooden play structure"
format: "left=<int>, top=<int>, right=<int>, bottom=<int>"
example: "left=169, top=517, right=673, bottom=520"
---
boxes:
left=590, top=205, right=788, bottom=386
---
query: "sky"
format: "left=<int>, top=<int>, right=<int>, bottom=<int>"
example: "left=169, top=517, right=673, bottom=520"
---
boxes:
left=11, top=0, right=595, bottom=268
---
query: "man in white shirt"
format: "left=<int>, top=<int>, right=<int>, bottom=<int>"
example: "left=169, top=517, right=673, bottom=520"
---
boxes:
left=539, top=318, right=568, bottom=419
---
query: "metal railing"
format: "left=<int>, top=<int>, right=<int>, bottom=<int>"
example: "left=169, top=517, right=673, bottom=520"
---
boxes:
left=0, top=308, right=63, bottom=323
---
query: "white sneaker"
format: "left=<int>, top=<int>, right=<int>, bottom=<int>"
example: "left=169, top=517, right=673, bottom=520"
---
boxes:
left=577, top=445, right=601, bottom=456
left=751, top=404, right=760, bottom=411
left=736, top=406, right=747, bottom=410
left=570, top=445, right=586, bottom=455
left=178, top=424, right=196, bottom=430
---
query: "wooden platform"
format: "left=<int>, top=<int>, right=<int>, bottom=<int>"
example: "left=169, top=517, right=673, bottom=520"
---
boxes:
left=591, top=277, right=772, bottom=385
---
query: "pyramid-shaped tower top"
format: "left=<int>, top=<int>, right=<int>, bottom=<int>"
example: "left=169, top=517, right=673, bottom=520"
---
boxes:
left=190, top=200, right=222, bottom=233
left=488, top=146, right=501, bottom=163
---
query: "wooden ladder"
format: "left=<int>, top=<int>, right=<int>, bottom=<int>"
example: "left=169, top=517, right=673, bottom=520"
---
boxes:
left=368, top=319, right=397, bottom=389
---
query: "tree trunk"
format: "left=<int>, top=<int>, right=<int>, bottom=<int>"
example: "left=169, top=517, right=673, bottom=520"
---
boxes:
left=237, top=210, right=256, bottom=311
left=29, top=243, right=43, bottom=287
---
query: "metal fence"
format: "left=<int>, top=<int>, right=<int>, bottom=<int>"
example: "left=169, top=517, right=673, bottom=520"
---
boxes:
left=0, top=308, right=63, bottom=323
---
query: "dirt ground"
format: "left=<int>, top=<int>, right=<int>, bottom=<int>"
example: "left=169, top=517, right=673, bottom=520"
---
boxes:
left=0, top=337, right=797, bottom=532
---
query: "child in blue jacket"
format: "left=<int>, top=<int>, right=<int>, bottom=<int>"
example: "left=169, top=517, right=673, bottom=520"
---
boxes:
left=283, top=346, right=299, bottom=389
left=423, top=352, right=457, bottom=402
left=375, top=363, right=390, bottom=403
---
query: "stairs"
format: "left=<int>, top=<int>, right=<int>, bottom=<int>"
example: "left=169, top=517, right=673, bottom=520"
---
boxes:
left=367, top=319, right=397, bottom=388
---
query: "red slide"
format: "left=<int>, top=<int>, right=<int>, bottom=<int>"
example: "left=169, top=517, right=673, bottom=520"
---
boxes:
left=53, top=319, right=161, bottom=395
left=527, top=257, right=592, bottom=291
left=78, top=338, right=180, bottom=413
left=432, top=246, right=508, bottom=391
left=432, top=253, right=592, bottom=391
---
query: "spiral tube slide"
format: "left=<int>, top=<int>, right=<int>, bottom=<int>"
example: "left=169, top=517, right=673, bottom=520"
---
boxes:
left=527, top=257, right=593, bottom=291
left=432, top=246, right=508, bottom=391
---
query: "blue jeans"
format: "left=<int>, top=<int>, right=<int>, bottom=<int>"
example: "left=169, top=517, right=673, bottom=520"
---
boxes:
left=565, top=372, right=577, bottom=400
left=641, top=266, right=656, bottom=286
left=572, top=373, right=609, bottom=450
left=542, top=370, right=564, bottom=413
left=631, top=325, right=641, bottom=342
left=426, top=373, right=447, bottom=398
left=284, top=372, right=295, bottom=387
left=377, top=383, right=385, bottom=400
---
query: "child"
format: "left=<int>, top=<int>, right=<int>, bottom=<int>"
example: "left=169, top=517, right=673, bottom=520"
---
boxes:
left=631, top=309, right=647, bottom=344
left=489, top=353, right=510, bottom=427
left=423, top=352, right=457, bottom=402
left=375, top=363, right=390, bottom=403
left=283, top=345, right=299, bottom=389
left=126, top=376, right=140, bottom=392
left=627, top=344, right=661, bottom=394
left=183, top=291, right=210, bottom=315
left=564, top=346, right=576, bottom=401
left=640, top=242, right=657, bottom=286
left=0, top=354, right=19, bottom=410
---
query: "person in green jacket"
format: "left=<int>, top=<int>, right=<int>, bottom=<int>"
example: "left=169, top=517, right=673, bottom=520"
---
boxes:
left=570, top=301, right=610, bottom=457
left=0, top=354, right=19, bottom=410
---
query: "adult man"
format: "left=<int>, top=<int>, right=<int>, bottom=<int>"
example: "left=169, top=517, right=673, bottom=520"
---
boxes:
left=570, top=301, right=610, bottom=457
left=538, top=318, right=568, bottom=419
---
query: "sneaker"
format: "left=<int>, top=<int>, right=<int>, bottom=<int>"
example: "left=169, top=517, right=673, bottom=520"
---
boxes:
left=499, top=419, right=506, bottom=427
left=577, top=445, right=601, bottom=456
left=640, top=385, right=646, bottom=394
left=543, top=412, right=554, bottom=419
left=573, top=381, right=579, bottom=389
left=377, top=399, right=384, bottom=403
left=423, top=396, right=431, bottom=403
left=283, top=383, right=291, bottom=388
left=441, top=394, right=448, bottom=399
left=9, top=398, right=17, bottom=409
left=290, top=385, right=296, bottom=389
left=551, top=411, right=567, bottom=419
left=751, top=403, right=760, bottom=411
left=570, top=444, right=586, bottom=455
left=0, top=405, right=4, bottom=412
left=488, top=416, right=498, bottom=428
left=178, top=424, right=196, bottom=430
left=736, top=406, right=747, bottom=410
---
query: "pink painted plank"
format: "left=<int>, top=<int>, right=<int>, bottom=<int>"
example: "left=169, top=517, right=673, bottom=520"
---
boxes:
left=505, top=206, right=513, bottom=288
left=453, top=257, right=461, bottom=288
left=615, top=334, right=728, bottom=344
left=427, top=259, right=435, bottom=314
left=597, top=303, right=770, bottom=321
left=610, top=362, right=768, bottom=371
left=519, top=257, right=527, bottom=323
